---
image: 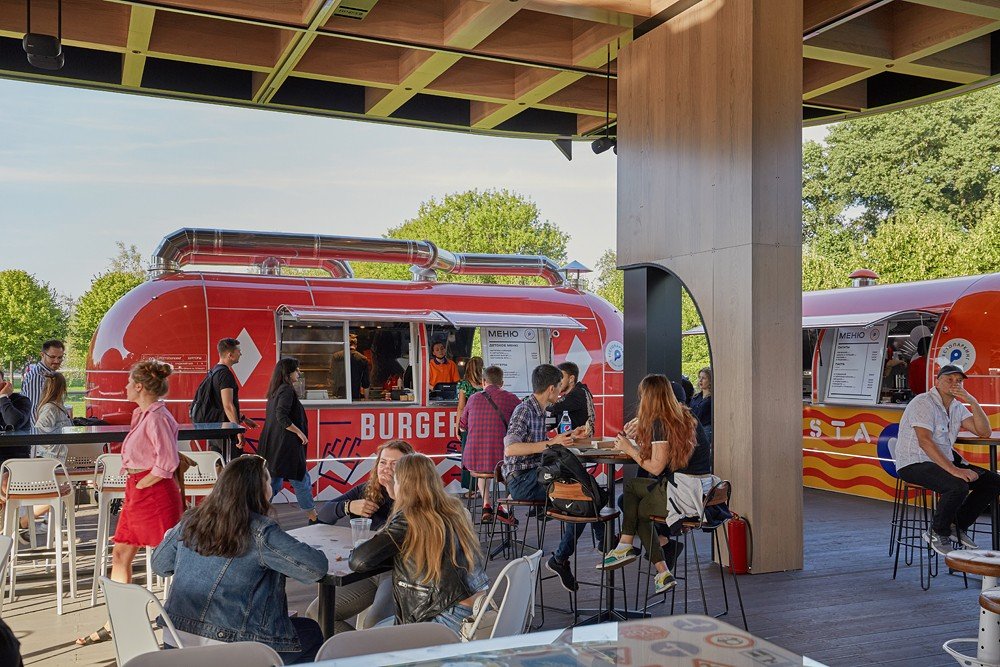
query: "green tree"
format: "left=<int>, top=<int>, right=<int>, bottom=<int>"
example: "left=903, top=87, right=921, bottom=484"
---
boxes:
left=108, top=241, right=145, bottom=276
left=352, top=189, right=569, bottom=284
left=815, top=85, right=1000, bottom=232
left=0, top=270, right=66, bottom=370
left=968, top=205, right=1000, bottom=275
left=802, top=139, right=845, bottom=243
left=69, top=271, right=144, bottom=363
left=858, top=213, right=965, bottom=283
left=594, top=249, right=623, bottom=309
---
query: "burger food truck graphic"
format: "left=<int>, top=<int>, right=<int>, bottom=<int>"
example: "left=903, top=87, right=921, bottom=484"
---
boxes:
left=85, top=229, right=625, bottom=500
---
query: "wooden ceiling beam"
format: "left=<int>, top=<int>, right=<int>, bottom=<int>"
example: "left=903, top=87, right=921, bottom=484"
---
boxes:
left=890, top=1, right=996, bottom=61
left=121, top=5, right=155, bottom=86
left=253, top=0, right=343, bottom=103
left=905, top=0, right=1000, bottom=21
left=802, top=57, right=868, bottom=96
left=364, top=1, right=521, bottom=117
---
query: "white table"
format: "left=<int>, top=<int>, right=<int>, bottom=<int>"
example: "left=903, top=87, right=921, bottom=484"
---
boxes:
left=318, top=614, right=824, bottom=666
left=288, top=524, right=389, bottom=639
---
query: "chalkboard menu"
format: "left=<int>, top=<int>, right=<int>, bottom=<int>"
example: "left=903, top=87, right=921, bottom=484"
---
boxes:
left=826, top=324, right=888, bottom=405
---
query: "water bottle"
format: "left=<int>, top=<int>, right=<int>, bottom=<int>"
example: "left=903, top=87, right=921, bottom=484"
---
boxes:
left=558, top=411, right=572, bottom=434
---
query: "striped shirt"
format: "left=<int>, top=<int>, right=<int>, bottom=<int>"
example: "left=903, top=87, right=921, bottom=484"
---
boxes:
left=21, top=361, right=56, bottom=423
left=502, top=394, right=548, bottom=479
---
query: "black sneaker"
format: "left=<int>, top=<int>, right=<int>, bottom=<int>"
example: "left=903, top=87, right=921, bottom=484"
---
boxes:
left=922, top=530, right=953, bottom=556
left=545, top=554, right=579, bottom=592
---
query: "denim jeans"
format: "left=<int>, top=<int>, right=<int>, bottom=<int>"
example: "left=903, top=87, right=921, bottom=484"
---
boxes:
left=276, top=617, right=324, bottom=665
left=270, top=473, right=316, bottom=511
left=505, top=468, right=604, bottom=562
left=374, top=602, right=473, bottom=636
left=897, top=461, right=1000, bottom=536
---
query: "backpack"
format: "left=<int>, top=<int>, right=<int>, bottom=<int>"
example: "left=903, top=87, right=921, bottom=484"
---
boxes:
left=535, top=444, right=605, bottom=518
left=189, top=366, right=226, bottom=423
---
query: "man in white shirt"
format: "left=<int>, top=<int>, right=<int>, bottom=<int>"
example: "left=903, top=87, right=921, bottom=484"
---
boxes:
left=21, top=339, right=64, bottom=423
left=892, top=364, right=998, bottom=555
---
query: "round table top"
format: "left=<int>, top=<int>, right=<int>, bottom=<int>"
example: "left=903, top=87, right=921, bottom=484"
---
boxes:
left=945, top=549, right=1000, bottom=577
left=955, top=432, right=1000, bottom=445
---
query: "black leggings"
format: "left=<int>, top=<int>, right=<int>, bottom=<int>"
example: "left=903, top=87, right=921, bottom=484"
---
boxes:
left=897, top=461, right=1000, bottom=536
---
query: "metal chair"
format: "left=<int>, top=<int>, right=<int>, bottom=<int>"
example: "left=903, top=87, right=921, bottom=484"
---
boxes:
left=100, top=576, right=183, bottom=667
left=0, top=535, right=12, bottom=616
left=1, top=457, right=78, bottom=614
left=122, top=642, right=283, bottom=667
left=315, top=622, right=459, bottom=661
left=643, top=479, right=748, bottom=630
left=543, top=480, right=622, bottom=626
left=65, top=442, right=110, bottom=484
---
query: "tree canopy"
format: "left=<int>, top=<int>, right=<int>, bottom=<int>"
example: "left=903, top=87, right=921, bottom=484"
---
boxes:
left=352, top=189, right=569, bottom=284
left=0, top=270, right=66, bottom=371
left=69, top=271, right=144, bottom=363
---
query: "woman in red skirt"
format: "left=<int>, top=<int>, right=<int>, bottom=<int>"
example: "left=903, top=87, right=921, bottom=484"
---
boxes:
left=76, top=359, right=182, bottom=646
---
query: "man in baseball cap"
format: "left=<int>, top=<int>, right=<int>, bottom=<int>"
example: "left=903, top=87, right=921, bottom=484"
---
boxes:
left=890, top=362, right=999, bottom=555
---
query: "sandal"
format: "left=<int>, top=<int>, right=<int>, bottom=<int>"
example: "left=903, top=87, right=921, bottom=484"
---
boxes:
left=75, top=627, right=111, bottom=647
left=459, top=490, right=479, bottom=500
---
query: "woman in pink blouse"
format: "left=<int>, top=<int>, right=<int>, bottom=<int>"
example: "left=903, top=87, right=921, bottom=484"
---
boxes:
left=77, top=359, right=182, bottom=647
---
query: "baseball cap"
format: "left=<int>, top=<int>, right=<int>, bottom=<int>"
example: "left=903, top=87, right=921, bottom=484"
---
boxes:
left=937, top=364, right=968, bottom=379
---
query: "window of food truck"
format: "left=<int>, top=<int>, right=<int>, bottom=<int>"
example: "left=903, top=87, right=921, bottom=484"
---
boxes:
left=279, top=321, right=349, bottom=401
left=803, top=329, right=818, bottom=403
left=425, top=325, right=476, bottom=404
left=351, top=321, right=417, bottom=403
left=813, top=312, right=938, bottom=407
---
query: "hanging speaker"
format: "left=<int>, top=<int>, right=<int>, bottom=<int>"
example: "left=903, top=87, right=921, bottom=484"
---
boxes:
left=23, top=33, right=64, bottom=70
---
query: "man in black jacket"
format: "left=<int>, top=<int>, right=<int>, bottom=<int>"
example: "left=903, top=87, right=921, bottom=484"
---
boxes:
left=550, top=362, right=595, bottom=436
left=0, top=369, right=32, bottom=463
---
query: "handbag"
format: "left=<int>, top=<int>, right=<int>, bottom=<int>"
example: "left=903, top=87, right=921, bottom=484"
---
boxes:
left=175, top=452, right=195, bottom=508
left=460, top=592, right=498, bottom=641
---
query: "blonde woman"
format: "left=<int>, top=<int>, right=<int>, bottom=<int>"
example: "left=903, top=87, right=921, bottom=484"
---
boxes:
left=33, top=372, right=71, bottom=461
left=349, top=453, right=489, bottom=632
left=456, top=356, right=484, bottom=499
left=314, top=439, right=414, bottom=632
left=600, top=374, right=697, bottom=593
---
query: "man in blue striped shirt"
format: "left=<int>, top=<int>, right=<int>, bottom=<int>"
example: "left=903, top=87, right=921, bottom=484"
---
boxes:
left=22, top=339, right=65, bottom=424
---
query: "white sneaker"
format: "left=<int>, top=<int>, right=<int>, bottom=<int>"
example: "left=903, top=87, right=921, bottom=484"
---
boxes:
left=654, top=570, right=677, bottom=593
left=597, top=546, right=638, bottom=570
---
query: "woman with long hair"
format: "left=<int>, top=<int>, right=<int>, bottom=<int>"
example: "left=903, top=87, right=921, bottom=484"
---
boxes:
left=152, top=455, right=328, bottom=664
left=258, top=358, right=317, bottom=523
left=600, top=374, right=697, bottom=593
left=34, top=372, right=71, bottom=459
left=313, top=439, right=415, bottom=632
left=77, top=360, right=182, bottom=647
left=688, top=366, right=713, bottom=442
left=456, top=356, right=484, bottom=501
left=350, top=453, right=489, bottom=632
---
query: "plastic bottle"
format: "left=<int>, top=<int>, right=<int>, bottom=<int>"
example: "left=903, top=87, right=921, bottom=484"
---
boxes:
left=558, top=411, right=572, bottom=434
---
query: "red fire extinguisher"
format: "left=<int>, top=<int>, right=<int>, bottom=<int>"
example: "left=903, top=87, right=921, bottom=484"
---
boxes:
left=727, top=513, right=752, bottom=575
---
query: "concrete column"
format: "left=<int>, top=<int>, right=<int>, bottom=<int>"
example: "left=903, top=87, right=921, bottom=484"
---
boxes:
left=617, top=0, right=804, bottom=572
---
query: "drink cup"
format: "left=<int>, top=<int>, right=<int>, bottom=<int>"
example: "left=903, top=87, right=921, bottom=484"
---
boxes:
left=350, top=517, right=372, bottom=547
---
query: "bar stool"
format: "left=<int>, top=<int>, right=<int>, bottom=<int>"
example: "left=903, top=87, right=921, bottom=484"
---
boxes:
left=486, top=463, right=545, bottom=561
left=469, top=470, right=495, bottom=535
left=181, top=450, right=223, bottom=504
left=642, top=480, right=748, bottom=630
left=543, top=480, right=623, bottom=626
left=892, top=481, right=940, bottom=590
left=942, top=550, right=1000, bottom=667
left=1, top=458, right=78, bottom=615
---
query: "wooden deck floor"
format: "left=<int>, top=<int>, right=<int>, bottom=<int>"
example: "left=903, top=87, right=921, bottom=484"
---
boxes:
left=5, top=488, right=984, bottom=666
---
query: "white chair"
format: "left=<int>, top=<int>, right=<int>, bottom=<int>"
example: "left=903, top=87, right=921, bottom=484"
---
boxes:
left=100, top=576, right=183, bottom=667
left=65, top=442, right=109, bottom=484
left=461, top=553, right=536, bottom=641
left=121, top=642, right=283, bottom=667
left=0, top=535, right=12, bottom=616
left=314, top=622, right=460, bottom=661
left=182, top=450, right=224, bottom=503
left=523, top=548, right=542, bottom=630
left=1, top=457, right=78, bottom=614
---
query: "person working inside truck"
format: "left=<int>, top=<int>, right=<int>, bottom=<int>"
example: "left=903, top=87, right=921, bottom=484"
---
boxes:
left=549, top=361, right=595, bottom=437
left=333, top=333, right=371, bottom=400
left=502, top=364, right=592, bottom=592
left=427, top=340, right=459, bottom=388
left=892, top=364, right=1000, bottom=555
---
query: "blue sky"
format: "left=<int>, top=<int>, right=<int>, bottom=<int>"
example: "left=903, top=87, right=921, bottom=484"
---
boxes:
left=0, top=78, right=826, bottom=299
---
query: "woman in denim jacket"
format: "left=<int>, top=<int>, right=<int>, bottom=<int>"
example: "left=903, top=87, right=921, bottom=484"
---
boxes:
left=350, top=453, right=489, bottom=634
left=152, top=455, right=328, bottom=664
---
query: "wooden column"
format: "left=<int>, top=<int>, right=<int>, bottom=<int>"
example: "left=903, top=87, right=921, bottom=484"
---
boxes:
left=617, top=0, right=804, bottom=572
left=623, top=267, right=683, bottom=419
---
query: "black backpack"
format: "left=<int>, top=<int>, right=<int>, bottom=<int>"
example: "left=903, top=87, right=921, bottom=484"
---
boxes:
left=536, top=444, right=605, bottom=518
left=189, top=366, right=226, bottom=423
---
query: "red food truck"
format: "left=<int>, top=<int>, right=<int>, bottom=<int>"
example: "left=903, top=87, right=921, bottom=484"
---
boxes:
left=800, top=271, right=1000, bottom=501
left=85, top=229, right=624, bottom=500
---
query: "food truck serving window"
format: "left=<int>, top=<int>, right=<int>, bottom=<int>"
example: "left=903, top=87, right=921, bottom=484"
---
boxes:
left=815, top=311, right=939, bottom=407
left=277, top=307, right=425, bottom=403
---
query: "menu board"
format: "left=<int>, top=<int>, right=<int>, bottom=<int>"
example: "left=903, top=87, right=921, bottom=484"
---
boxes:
left=483, top=327, right=541, bottom=396
left=826, top=324, right=888, bottom=405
